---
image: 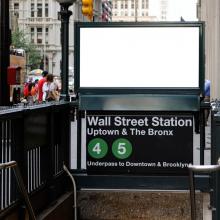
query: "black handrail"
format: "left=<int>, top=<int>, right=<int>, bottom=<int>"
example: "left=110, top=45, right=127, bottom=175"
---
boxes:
left=0, top=161, right=36, bottom=220
left=188, top=159, right=220, bottom=220
left=63, top=164, right=77, bottom=220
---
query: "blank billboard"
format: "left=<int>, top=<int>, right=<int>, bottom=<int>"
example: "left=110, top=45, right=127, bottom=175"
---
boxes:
left=78, top=25, right=200, bottom=89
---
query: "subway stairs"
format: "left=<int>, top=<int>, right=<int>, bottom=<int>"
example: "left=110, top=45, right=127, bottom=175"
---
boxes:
left=77, top=191, right=206, bottom=220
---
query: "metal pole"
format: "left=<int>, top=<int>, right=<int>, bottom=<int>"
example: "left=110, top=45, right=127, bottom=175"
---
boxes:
left=212, top=113, right=220, bottom=220
left=189, top=169, right=196, bottom=220
left=0, top=0, right=10, bottom=105
left=200, top=103, right=206, bottom=165
left=63, top=164, right=77, bottom=220
left=59, top=4, right=72, bottom=101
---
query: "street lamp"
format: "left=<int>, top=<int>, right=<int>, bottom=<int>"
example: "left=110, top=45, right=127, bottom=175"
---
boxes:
left=56, top=0, right=76, bottom=101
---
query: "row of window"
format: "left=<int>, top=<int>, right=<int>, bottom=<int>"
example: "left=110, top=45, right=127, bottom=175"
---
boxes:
left=31, top=27, right=49, bottom=44
left=31, top=2, right=49, bottom=17
left=113, top=11, right=148, bottom=16
left=13, top=1, right=49, bottom=18
left=113, top=0, right=149, bottom=9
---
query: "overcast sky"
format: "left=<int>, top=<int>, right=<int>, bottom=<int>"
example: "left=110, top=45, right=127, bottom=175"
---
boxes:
left=149, top=0, right=198, bottom=21
left=167, top=0, right=198, bottom=21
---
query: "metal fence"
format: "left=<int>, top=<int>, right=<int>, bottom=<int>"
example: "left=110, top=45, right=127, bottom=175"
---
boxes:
left=0, top=103, right=70, bottom=218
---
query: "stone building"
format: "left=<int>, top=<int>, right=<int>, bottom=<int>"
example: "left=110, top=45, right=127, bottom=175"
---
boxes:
left=198, top=0, right=220, bottom=99
left=9, top=0, right=103, bottom=77
left=112, top=0, right=168, bottom=22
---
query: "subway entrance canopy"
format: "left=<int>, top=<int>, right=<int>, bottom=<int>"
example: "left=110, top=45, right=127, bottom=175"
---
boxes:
left=74, top=22, right=204, bottom=111
left=72, top=22, right=205, bottom=189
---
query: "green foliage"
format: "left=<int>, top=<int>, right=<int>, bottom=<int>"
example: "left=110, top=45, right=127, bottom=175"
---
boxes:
left=11, top=28, right=41, bottom=69
left=11, top=28, right=27, bottom=49
left=27, top=45, right=42, bottom=69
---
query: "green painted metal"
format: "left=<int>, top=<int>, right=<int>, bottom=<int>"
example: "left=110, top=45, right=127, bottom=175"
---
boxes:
left=211, top=113, right=220, bottom=220
left=73, top=174, right=210, bottom=191
left=79, top=94, right=200, bottom=111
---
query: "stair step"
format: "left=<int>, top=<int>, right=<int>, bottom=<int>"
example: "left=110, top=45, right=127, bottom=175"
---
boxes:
left=37, top=191, right=74, bottom=220
left=78, top=191, right=204, bottom=220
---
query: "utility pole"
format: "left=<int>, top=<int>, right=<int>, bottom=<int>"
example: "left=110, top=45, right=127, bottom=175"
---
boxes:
left=0, top=0, right=10, bottom=105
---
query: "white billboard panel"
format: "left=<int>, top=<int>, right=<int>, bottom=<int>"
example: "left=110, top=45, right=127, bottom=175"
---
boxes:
left=80, top=27, right=199, bottom=88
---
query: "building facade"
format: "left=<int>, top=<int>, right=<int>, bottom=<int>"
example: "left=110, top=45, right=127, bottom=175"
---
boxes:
left=197, top=0, right=220, bottom=99
left=111, top=0, right=168, bottom=22
left=9, top=0, right=103, bottom=78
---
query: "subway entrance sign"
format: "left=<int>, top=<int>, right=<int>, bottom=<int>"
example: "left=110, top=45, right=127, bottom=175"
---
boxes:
left=73, top=21, right=205, bottom=188
left=86, top=113, right=193, bottom=175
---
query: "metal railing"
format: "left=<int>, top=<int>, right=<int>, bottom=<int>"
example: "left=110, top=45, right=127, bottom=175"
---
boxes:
left=63, top=164, right=77, bottom=220
left=0, top=103, right=71, bottom=218
left=188, top=159, right=220, bottom=220
left=0, top=161, right=36, bottom=220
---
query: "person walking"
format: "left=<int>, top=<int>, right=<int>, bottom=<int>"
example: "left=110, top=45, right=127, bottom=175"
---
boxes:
left=38, top=70, right=48, bottom=103
left=42, top=74, right=59, bottom=102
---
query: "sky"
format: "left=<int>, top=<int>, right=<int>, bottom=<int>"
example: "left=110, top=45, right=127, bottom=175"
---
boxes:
left=149, top=0, right=198, bottom=21
left=167, top=0, right=198, bottom=21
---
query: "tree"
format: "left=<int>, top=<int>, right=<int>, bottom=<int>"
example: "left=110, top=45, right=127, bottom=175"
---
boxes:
left=11, top=28, right=41, bottom=69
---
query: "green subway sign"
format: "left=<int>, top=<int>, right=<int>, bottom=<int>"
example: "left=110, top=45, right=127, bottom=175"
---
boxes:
left=86, top=114, right=193, bottom=175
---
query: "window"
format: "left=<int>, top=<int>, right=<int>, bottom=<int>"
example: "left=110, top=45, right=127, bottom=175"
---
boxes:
left=45, top=27, right=49, bottom=44
left=14, top=3, right=19, bottom=17
left=145, top=0, right=149, bottom=8
left=31, top=28, right=35, bottom=43
left=45, top=2, right=48, bottom=17
left=121, top=1, right=124, bottom=9
left=142, top=0, right=148, bottom=9
left=161, top=10, right=166, bottom=20
left=14, top=3, right=19, bottom=10
left=114, top=2, right=117, bottom=9
left=131, top=0, right=134, bottom=9
left=37, top=3, right=42, bottom=17
left=125, top=0, right=128, bottom=9
left=37, top=28, right=43, bottom=44
left=31, top=3, right=35, bottom=17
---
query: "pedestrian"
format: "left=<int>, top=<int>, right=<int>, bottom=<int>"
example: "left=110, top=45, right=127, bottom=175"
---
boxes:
left=23, top=81, right=36, bottom=104
left=204, top=79, right=211, bottom=126
left=42, top=74, right=60, bottom=102
left=38, top=70, right=48, bottom=103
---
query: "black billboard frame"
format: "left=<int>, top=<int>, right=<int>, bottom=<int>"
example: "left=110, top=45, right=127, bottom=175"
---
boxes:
left=74, top=21, right=205, bottom=111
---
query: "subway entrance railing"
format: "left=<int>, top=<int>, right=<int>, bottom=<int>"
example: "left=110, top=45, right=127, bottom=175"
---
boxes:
left=0, top=161, right=36, bottom=220
left=189, top=159, right=220, bottom=220
left=0, top=102, right=71, bottom=219
left=0, top=100, right=220, bottom=219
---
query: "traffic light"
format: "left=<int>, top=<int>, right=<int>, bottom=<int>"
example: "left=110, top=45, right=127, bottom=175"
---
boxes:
left=82, top=0, right=93, bottom=21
